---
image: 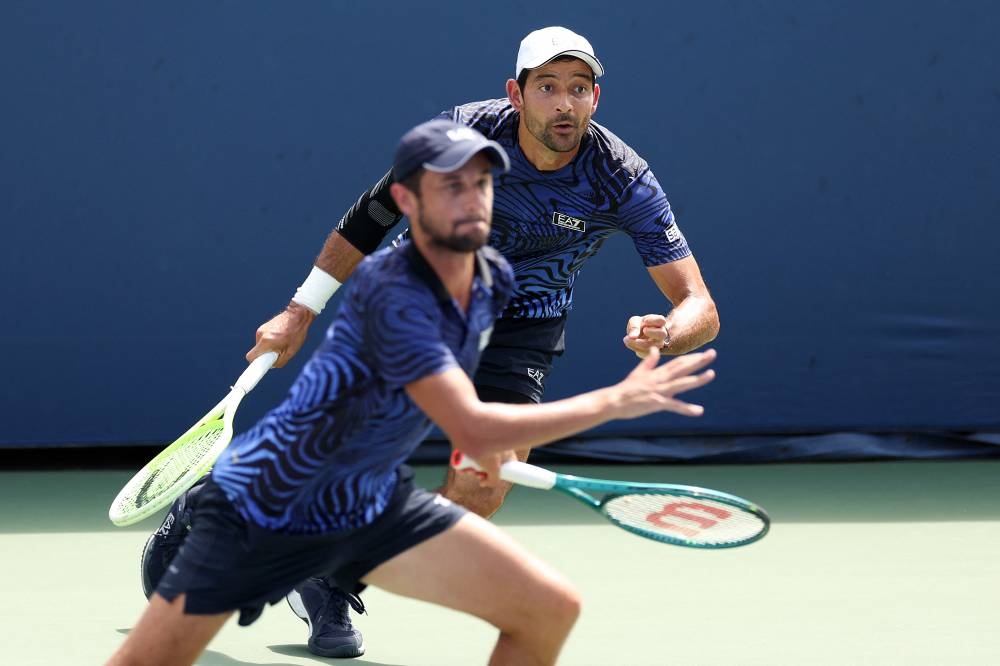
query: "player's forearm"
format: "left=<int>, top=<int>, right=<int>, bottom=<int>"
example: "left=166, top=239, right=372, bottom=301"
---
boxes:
left=289, top=169, right=402, bottom=313
left=664, top=295, right=720, bottom=354
left=456, top=388, right=621, bottom=457
left=313, top=229, right=366, bottom=283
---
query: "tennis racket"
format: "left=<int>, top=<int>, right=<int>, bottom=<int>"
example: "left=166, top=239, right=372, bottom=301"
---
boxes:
left=108, top=352, right=279, bottom=526
left=451, top=452, right=769, bottom=548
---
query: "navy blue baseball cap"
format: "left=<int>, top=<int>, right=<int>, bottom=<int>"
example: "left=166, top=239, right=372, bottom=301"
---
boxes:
left=393, top=119, right=510, bottom=183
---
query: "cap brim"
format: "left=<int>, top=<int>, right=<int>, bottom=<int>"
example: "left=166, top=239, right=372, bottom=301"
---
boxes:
left=521, top=50, right=604, bottom=78
left=423, top=140, right=510, bottom=175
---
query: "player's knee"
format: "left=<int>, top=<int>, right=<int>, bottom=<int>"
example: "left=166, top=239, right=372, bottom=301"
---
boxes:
left=465, top=489, right=508, bottom=518
left=507, top=574, right=580, bottom=639
left=444, top=480, right=511, bottom=518
left=540, top=578, right=582, bottom=630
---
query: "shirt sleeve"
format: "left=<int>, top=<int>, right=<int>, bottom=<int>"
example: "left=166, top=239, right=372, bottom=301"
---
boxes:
left=619, top=168, right=693, bottom=267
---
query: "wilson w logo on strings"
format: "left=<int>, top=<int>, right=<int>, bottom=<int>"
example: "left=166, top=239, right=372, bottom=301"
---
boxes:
left=646, top=501, right=733, bottom=537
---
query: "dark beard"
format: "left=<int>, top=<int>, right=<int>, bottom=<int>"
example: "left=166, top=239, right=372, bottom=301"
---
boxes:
left=531, top=112, right=585, bottom=153
left=416, top=202, right=488, bottom=253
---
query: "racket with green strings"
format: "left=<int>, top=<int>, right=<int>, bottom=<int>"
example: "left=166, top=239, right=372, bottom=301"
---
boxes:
left=108, top=352, right=279, bottom=526
left=451, top=451, right=769, bottom=548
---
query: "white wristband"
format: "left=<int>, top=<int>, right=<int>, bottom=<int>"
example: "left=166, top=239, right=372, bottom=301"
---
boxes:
left=291, top=266, right=342, bottom=315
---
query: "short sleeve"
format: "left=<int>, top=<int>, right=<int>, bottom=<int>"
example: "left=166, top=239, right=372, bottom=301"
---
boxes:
left=619, top=169, right=693, bottom=267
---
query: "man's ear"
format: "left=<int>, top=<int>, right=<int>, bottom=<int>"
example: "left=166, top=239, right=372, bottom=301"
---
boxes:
left=389, top=181, right=417, bottom=219
left=506, top=79, right=523, bottom=111
left=592, top=82, right=601, bottom=115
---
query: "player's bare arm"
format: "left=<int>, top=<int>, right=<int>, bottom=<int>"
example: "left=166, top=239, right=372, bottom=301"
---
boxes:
left=247, top=169, right=402, bottom=366
left=623, top=256, right=720, bottom=358
left=246, top=230, right=365, bottom=367
left=406, top=347, right=716, bottom=480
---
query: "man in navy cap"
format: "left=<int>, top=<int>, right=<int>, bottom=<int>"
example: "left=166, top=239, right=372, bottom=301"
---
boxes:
left=118, top=119, right=718, bottom=665
left=249, top=26, right=722, bottom=656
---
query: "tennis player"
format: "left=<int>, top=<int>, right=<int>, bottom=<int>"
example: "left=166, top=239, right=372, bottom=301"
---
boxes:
left=251, top=27, right=719, bottom=513
left=111, top=120, right=717, bottom=666
left=245, top=26, right=722, bottom=656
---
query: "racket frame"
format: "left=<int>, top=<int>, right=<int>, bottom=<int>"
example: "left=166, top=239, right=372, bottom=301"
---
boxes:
left=451, top=454, right=770, bottom=548
left=108, top=352, right=277, bottom=526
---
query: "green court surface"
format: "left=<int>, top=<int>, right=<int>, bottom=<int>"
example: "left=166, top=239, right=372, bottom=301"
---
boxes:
left=2, top=460, right=999, bottom=665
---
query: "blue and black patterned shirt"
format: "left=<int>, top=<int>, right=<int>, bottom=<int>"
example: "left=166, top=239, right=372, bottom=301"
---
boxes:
left=212, top=242, right=513, bottom=533
left=440, top=99, right=691, bottom=320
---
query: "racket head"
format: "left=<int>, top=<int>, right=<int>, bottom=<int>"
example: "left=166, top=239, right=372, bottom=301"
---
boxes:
left=597, top=488, right=770, bottom=548
left=108, top=416, right=230, bottom=526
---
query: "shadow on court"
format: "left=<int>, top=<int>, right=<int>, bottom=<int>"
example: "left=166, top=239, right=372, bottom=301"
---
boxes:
left=113, top=624, right=407, bottom=665
left=269, top=644, right=405, bottom=666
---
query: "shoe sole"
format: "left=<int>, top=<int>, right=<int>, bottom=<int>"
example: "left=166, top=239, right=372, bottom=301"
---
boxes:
left=286, top=589, right=365, bottom=658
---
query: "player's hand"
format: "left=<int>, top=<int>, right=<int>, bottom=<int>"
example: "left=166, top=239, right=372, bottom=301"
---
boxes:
left=612, top=347, right=716, bottom=419
left=246, top=302, right=316, bottom=368
left=623, top=314, right=670, bottom=358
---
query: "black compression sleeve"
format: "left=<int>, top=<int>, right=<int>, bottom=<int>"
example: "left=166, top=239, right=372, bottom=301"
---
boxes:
left=335, top=169, right=404, bottom=255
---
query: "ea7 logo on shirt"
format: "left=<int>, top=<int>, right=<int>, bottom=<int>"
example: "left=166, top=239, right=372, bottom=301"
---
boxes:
left=551, top=212, right=586, bottom=233
left=527, top=368, right=546, bottom=387
left=665, top=224, right=683, bottom=243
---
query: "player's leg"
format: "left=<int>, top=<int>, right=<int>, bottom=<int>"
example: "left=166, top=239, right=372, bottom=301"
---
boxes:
left=106, top=593, right=230, bottom=666
left=364, top=512, right=581, bottom=666
left=439, top=384, right=534, bottom=518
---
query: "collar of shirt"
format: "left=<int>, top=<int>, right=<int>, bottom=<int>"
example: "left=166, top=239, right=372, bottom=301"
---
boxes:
left=402, top=241, right=494, bottom=306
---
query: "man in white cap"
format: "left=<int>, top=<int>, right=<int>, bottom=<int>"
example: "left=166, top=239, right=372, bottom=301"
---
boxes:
left=247, top=26, right=721, bottom=656
left=121, top=118, right=718, bottom=666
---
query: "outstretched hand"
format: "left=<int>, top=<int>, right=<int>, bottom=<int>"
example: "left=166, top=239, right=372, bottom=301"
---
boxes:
left=613, top=346, right=717, bottom=419
left=246, top=303, right=316, bottom=368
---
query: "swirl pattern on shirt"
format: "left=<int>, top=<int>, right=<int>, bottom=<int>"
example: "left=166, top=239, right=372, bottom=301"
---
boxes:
left=213, top=244, right=513, bottom=533
left=439, top=100, right=691, bottom=319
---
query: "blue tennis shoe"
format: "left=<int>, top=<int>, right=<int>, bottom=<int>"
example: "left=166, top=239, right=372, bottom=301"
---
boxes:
left=286, top=577, right=366, bottom=658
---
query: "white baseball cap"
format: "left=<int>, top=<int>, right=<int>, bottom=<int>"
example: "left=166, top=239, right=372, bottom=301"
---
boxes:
left=515, top=26, right=605, bottom=79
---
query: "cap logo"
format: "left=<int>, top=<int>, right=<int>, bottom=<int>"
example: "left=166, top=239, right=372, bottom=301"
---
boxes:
left=446, top=127, right=479, bottom=143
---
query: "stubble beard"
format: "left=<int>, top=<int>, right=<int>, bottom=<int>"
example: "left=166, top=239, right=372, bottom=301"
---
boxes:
left=416, top=202, right=489, bottom=253
left=527, top=112, right=588, bottom=154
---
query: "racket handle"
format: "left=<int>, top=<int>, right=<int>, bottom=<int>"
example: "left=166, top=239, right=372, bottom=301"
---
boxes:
left=450, top=451, right=557, bottom=490
left=232, top=351, right=279, bottom=394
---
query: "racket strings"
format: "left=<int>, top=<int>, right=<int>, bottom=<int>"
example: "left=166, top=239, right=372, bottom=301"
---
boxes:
left=603, top=493, right=766, bottom=546
left=122, top=424, right=224, bottom=508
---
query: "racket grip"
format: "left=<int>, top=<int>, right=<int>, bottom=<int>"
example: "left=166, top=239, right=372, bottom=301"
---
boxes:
left=232, top=351, right=279, bottom=394
left=450, top=451, right=557, bottom=490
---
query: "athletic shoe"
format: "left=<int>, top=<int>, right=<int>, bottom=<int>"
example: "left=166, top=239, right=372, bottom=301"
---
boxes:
left=286, top=577, right=366, bottom=658
left=139, top=478, right=206, bottom=598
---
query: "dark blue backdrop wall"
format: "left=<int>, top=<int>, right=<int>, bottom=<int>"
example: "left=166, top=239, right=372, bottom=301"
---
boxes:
left=2, top=1, right=999, bottom=452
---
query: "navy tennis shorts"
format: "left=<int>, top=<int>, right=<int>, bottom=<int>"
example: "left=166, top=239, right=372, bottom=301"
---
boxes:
left=474, top=315, right=566, bottom=403
left=155, top=466, right=465, bottom=625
